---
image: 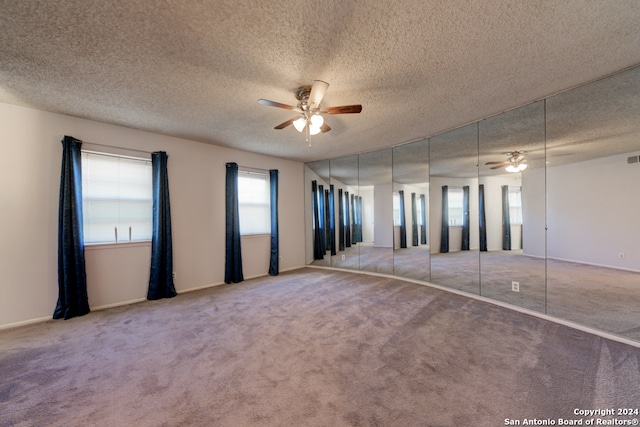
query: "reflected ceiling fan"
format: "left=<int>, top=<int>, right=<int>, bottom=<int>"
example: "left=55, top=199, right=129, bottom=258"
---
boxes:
left=485, top=150, right=528, bottom=173
left=258, top=80, right=362, bottom=146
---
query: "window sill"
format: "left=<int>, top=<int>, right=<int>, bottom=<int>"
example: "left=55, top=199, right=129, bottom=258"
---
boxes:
left=240, top=233, right=271, bottom=239
left=85, top=241, right=152, bottom=251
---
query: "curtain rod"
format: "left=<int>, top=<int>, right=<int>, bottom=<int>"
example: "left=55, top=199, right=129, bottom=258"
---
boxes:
left=238, top=165, right=271, bottom=174
left=63, top=136, right=154, bottom=155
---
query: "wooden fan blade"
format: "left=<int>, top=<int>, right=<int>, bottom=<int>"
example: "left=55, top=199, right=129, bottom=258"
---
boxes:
left=485, top=161, right=508, bottom=165
left=274, top=117, right=296, bottom=129
left=323, top=104, right=363, bottom=114
left=320, top=123, right=331, bottom=133
left=308, top=80, right=329, bottom=108
left=258, top=99, right=296, bottom=110
left=490, top=164, right=506, bottom=170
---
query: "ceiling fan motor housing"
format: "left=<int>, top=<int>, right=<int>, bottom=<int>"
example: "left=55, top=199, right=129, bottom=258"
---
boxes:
left=294, top=85, right=312, bottom=102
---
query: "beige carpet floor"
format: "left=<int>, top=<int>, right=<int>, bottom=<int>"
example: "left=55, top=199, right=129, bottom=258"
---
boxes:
left=1, top=268, right=639, bottom=426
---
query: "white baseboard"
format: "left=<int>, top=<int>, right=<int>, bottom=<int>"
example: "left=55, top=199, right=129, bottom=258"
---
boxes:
left=0, top=315, right=53, bottom=331
left=547, top=256, right=640, bottom=273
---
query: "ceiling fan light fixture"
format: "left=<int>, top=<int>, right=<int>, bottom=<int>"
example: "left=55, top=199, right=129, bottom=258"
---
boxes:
left=293, top=116, right=307, bottom=132
left=506, top=163, right=527, bottom=173
left=310, top=113, right=324, bottom=128
left=309, top=124, right=322, bottom=135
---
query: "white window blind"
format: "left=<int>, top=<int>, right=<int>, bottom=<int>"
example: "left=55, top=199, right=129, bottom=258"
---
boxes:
left=392, top=192, right=401, bottom=226
left=448, top=187, right=464, bottom=226
left=81, top=151, right=152, bottom=244
left=416, top=197, right=423, bottom=226
left=508, top=187, right=523, bottom=225
left=238, top=170, right=271, bottom=235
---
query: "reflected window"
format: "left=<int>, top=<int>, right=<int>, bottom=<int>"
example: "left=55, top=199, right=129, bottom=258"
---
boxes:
left=448, top=187, right=464, bottom=226
left=508, top=187, right=523, bottom=225
left=393, top=192, right=401, bottom=226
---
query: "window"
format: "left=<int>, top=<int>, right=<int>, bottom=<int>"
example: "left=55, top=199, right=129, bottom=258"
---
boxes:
left=447, top=187, right=464, bottom=226
left=238, top=170, right=271, bottom=235
left=81, top=151, right=152, bottom=244
left=509, top=187, right=523, bottom=225
left=392, top=192, right=401, bottom=226
left=416, top=197, right=423, bottom=226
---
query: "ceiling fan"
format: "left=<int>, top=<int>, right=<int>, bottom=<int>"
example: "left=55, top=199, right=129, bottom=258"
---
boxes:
left=485, top=150, right=528, bottom=173
left=258, top=80, right=362, bottom=146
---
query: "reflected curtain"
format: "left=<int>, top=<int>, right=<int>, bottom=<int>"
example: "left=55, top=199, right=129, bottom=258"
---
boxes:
left=479, top=184, right=487, bottom=251
left=311, top=180, right=323, bottom=260
left=55, top=135, right=90, bottom=320
left=420, top=194, right=427, bottom=245
left=502, top=185, right=511, bottom=250
left=148, top=151, right=177, bottom=300
left=411, top=193, right=418, bottom=246
left=359, top=196, right=363, bottom=242
left=318, top=184, right=326, bottom=253
left=324, top=189, right=331, bottom=252
left=399, top=190, right=407, bottom=248
left=461, top=185, right=470, bottom=251
left=329, top=185, right=336, bottom=256
left=345, top=191, right=351, bottom=247
left=269, top=169, right=279, bottom=276
left=351, top=196, right=362, bottom=243
left=225, top=163, right=243, bottom=283
left=350, top=194, right=356, bottom=244
left=338, top=188, right=345, bottom=251
left=440, top=185, right=449, bottom=253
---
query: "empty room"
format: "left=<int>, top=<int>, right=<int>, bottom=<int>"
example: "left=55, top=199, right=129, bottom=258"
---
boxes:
left=1, top=1, right=640, bottom=426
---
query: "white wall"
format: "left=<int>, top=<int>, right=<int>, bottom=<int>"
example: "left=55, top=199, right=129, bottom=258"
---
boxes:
left=547, top=152, right=640, bottom=271
left=0, top=102, right=306, bottom=328
left=522, top=167, right=546, bottom=258
left=373, top=183, right=393, bottom=247
left=359, top=186, right=375, bottom=243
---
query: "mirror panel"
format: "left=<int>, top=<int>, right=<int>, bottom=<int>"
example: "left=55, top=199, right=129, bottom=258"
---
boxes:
left=330, top=155, right=360, bottom=270
left=358, top=149, right=394, bottom=275
left=305, top=65, right=640, bottom=344
left=393, top=138, right=430, bottom=281
left=429, top=123, right=480, bottom=294
left=305, top=160, right=332, bottom=266
left=546, top=66, right=640, bottom=341
left=478, top=101, right=546, bottom=311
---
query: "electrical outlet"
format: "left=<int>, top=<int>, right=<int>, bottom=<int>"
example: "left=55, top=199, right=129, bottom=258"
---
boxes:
left=172, top=272, right=177, bottom=281
left=511, top=281, right=520, bottom=292
left=619, top=252, right=625, bottom=259
left=341, top=254, right=346, bottom=260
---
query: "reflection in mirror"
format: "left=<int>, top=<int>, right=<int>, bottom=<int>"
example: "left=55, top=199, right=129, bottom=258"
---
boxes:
left=393, top=139, right=430, bottom=281
left=305, top=160, right=331, bottom=266
left=429, top=123, right=480, bottom=294
left=546, top=66, right=640, bottom=341
left=358, top=149, right=394, bottom=275
left=478, top=101, right=546, bottom=311
left=330, top=155, right=360, bottom=270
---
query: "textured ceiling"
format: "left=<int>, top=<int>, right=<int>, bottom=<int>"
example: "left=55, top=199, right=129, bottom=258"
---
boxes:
left=1, top=1, right=640, bottom=162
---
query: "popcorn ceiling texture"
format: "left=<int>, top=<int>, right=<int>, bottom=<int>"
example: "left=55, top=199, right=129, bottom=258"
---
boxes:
left=1, top=0, right=639, bottom=162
